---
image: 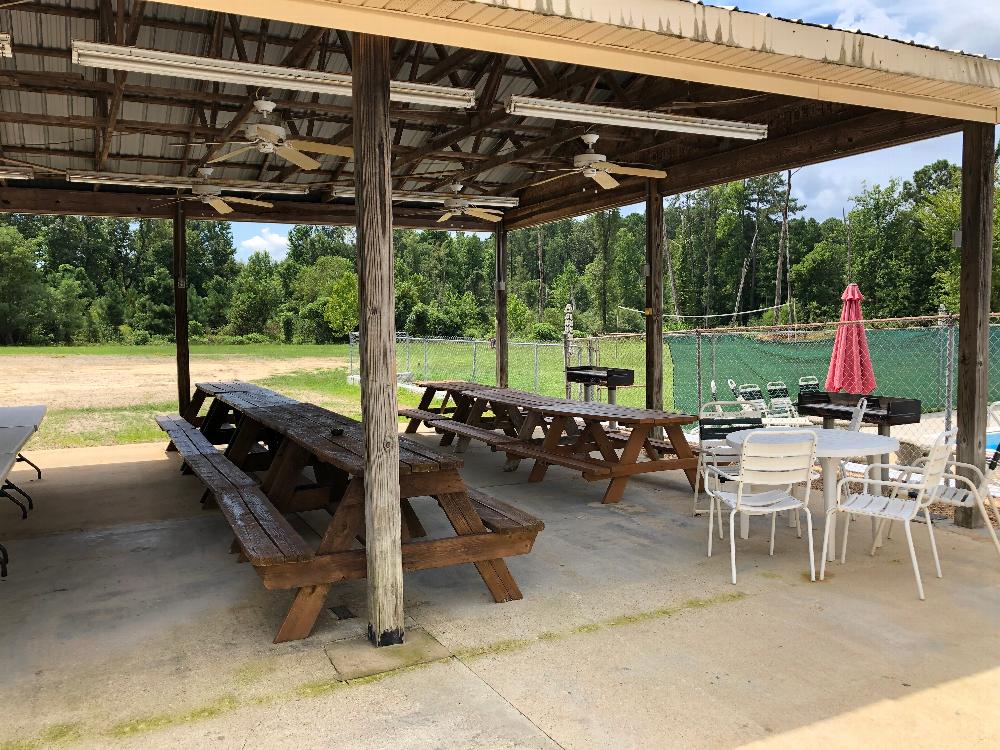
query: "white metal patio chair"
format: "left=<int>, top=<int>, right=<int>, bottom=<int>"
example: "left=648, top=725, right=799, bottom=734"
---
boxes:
left=821, top=430, right=955, bottom=599
left=797, top=376, right=821, bottom=395
left=692, top=402, right=764, bottom=516
left=706, top=430, right=817, bottom=584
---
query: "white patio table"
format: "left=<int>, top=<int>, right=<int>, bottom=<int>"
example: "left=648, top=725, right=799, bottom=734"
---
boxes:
left=728, top=427, right=899, bottom=562
left=0, top=405, right=46, bottom=430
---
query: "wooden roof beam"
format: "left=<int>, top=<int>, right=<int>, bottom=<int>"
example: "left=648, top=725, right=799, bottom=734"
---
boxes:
left=95, top=0, right=146, bottom=171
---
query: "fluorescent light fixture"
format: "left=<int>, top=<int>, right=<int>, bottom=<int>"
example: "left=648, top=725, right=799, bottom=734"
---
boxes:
left=329, top=188, right=518, bottom=208
left=65, top=171, right=310, bottom=195
left=72, top=42, right=477, bottom=108
left=0, top=166, right=33, bottom=180
left=506, top=96, right=768, bottom=140
left=0, top=33, right=12, bottom=59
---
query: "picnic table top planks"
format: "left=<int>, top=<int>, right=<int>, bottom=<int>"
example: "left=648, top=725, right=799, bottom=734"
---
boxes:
left=207, top=388, right=462, bottom=476
left=424, top=381, right=696, bottom=426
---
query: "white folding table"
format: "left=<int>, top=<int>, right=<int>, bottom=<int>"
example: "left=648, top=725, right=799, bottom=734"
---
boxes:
left=728, top=427, right=899, bottom=562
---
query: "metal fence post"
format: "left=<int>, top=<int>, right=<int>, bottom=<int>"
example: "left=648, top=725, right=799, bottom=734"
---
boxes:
left=533, top=343, right=540, bottom=392
left=696, top=330, right=703, bottom=409
left=471, top=341, right=478, bottom=382
left=945, top=316, right=956, bottom=431
left=406, top=335, right=412, bottom=374
left=423, top=339, right=429, bottom=380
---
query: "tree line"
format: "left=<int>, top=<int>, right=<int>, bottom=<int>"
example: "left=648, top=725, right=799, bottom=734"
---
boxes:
left=0, top=157, right=995, bottom=347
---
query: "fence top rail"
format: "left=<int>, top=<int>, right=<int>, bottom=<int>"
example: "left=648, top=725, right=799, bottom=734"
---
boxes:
left=662, top=313, right=967, bottom=337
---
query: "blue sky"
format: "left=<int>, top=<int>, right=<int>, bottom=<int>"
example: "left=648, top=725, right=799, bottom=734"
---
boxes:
left=233, top=0, right=1000, bottom=260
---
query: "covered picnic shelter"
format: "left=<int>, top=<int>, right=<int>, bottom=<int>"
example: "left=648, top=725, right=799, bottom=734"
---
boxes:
left=2, top=0, right=999, bottom=645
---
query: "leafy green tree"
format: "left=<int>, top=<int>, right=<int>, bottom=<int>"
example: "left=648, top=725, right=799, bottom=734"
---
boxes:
left=0, top=225, right=46, bottom=344
left=324, top=271, right=360, bottom=339
left=228, top=252, right=284, bottom=337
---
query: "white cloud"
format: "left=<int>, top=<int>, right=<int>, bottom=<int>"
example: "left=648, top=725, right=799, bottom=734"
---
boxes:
left=239, top=227, right=289, bottom=259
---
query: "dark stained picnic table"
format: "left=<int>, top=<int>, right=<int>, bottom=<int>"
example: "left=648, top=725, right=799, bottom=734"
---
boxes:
left=188, top=381, right=541, bottom=640
left=404, top=381, right=698, bottom=504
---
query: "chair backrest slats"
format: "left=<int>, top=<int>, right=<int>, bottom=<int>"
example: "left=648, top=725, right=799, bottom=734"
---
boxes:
left=847, top=397, right=868, bottom=432
left=738, top=431, right=817, bottom=488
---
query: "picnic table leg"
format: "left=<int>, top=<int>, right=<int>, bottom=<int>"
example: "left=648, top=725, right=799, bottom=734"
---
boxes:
left=183, top=388, right=207, bottom=423
left=225, top=415, right=263, bottom=468
left=441, top=393, right=472, bottom=447
left=263, top=442, right=312, bottom=510
left=529, top=415, right=569, bottom=483
left=436, top=491, right=523, bottom=602
left=663, top=424, right=699, bottom=490
left=273, top=479, right=367, bottom=643
left=504, top=411, right=542, bottom=471
left=405, top=386, right=436, bottom=433
left=602, top=424, right=649, bottom=504
left=455, top=398, right=489, bottom=454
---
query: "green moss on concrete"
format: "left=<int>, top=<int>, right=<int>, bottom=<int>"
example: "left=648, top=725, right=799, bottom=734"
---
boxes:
left=109, top=695, right=238, bottom=738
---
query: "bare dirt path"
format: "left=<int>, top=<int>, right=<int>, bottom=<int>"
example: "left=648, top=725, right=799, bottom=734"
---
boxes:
left=0, top=355, right=346, bottom=409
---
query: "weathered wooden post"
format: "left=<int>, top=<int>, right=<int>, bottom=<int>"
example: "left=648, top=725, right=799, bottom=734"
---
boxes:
left=172, top=201, right=190, bottom=416
left=353, top=32, right=404, bottom=643
left=495, top=221, right=509, bottom=388
left=956, top=121, right=996, bottom=528
left=645, top=180, right=664, bottom=413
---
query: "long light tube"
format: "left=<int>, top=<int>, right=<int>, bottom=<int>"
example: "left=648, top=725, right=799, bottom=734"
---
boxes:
left=329, top=187, right=518, bottom=208
left=65, top=171, right=310, bottom=194
left=506, top=96, right=768, bottom=140
left=72, top=42, right=477, bottom=108
left=0, top=166, right=33, bottom=180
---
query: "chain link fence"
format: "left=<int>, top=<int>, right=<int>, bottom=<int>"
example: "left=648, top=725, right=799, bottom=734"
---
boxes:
left=349, top=314, right=1000, bottom=457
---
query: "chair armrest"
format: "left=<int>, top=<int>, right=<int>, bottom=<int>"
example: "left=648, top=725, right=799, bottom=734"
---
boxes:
left=947, top=461, right=987, bottom=486
left=704, top=465, right=739, bottom=483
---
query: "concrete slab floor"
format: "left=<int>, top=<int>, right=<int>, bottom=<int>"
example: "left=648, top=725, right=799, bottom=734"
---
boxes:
left=1, top=439, right=999, bottom=749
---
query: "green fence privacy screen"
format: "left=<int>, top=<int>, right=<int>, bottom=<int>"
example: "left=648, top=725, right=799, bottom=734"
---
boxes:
left=667, top=325, right=967, bottom=416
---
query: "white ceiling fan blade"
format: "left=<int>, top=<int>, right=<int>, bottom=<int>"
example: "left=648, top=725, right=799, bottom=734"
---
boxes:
left=438, top=212, right=456, bottom=223
left=275, top=145, right=321, bottom=171
left=465, top=208, right=503, bottom=222
left=207, top=144, right=257, bottom=164
left=206, top=197, right=234, bottom=215
left=590, top=170, right=620, bottom=189
left=221, top=196, right=274, bottom=208
left=288, top=139, right=354, bottom=158
left=530, top=170, right=577, bottom=188
left=603, top=162, right=667, bottom=179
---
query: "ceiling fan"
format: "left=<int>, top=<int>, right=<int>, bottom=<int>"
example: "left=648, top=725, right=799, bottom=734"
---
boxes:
left=148, top=168, right=280, bottom=215
left=530, top=134, right=667, bottom=190
left=432, top=184, right=505, bottom=223
left=173, top=99, right=354, bottom=171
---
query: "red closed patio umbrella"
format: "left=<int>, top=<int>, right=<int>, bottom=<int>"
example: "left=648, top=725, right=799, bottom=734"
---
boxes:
left=825, top=283, right=876, bottom=394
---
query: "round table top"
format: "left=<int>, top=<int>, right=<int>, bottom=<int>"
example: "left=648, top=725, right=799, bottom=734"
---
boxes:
left=726, top=427, right=899, bottom=458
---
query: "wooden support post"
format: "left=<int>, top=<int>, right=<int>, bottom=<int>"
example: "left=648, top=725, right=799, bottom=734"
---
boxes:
left=172, top=201, right=190, bottom=416
left=495, top=220, right=509, bottom=388
left=353, top=32, right=405, bottom=645
left=956, top=122, right=995, bottom=528
left=645, top=180, right=664, bottom=412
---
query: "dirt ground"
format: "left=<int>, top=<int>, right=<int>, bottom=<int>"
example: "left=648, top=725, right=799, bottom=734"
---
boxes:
left=0, top=355, right=346, bottom=409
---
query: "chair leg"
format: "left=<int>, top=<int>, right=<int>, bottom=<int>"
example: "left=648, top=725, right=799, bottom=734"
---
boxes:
left=924, top=508, right=942, bottom=579
left=729, top=509, right=738, bottom=585
left=803, top=508, right=816, bottom=582
left=820, top=510, right=834, bottom=581
left=870, top=518, right=886, bottom=556
left=840, top=507, right=851, bottom=564
left=769, top=513, right=776, bottom=556
left=707, top=495, right=715, bottom=557
left=903, top=520, right=925, bottom=600
left=692, top=456, right=703, bottom=515
left=795, top=509, right=802, bottom=539
left=717, top=496, right=725, bottom=540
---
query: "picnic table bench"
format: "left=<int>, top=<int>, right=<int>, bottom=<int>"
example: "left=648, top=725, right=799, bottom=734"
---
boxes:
left=161, top=381, right=543, bottom=642
left=405, top=381, right=698, bottom=504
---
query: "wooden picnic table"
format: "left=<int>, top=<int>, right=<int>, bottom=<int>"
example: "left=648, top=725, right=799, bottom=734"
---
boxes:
left=404, top=381, right=698, bottom=504
left=186, top=382, right=542, bottom=640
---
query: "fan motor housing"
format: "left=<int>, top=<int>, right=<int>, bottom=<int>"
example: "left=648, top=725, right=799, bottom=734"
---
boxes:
left=573, top=152, right=606, bottom=169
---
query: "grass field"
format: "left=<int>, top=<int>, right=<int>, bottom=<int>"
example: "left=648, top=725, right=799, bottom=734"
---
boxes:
left=0, top=342, right=350, bottom=359
left=9, top=339, right=672, bottom=449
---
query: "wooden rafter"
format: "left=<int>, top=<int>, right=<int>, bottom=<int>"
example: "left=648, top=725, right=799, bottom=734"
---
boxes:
left=95, top=0, right=146, bottom=171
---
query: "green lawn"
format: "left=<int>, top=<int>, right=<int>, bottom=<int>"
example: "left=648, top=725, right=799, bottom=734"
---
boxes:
left=29, top=368, right=420, bottom=449
left=0, top=342, right=349, bottom=359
